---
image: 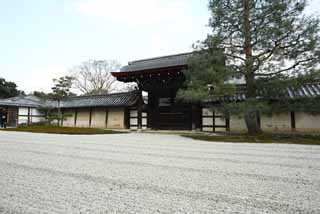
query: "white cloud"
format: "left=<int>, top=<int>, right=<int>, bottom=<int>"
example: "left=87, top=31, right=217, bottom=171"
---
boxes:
left=73, top=0, right=210, bottom=58
left=18, top=65, right=67, bottom=93
left=74, top=0, right=193, bottom=26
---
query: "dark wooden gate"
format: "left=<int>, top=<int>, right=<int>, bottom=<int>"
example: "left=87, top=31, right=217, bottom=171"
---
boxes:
left=153, top=106, right=192, bottom=130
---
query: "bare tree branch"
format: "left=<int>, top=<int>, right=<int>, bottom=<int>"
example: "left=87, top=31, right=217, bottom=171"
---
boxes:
left=71, top=60, right=121, bottom=95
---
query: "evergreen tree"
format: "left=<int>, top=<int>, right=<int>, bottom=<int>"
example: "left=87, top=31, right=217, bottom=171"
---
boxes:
left=49, top=76, right=75, bottom=125
left=179, top=0, right=320, bottom=135
left=0, top=78, right=24, bottom=98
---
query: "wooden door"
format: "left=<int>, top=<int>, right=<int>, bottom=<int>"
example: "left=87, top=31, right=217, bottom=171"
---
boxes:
left=7, top=107, right=18, bottom=127
left=154, top=106, right=192, bottom=130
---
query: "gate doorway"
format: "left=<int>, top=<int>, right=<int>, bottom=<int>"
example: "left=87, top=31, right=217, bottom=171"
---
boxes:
left=153, top=106, right=192, bottom=130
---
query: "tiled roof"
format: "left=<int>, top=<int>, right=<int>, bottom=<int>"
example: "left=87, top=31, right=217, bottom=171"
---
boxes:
left=0, top=91, right=140, bottom=108
left=59, top=91, right=140, bottom=108
left=120, top=52, right=192, bottom=73
left=213, top=83, right=320, bottom=102
left=0, top=96, right=45, bottom=108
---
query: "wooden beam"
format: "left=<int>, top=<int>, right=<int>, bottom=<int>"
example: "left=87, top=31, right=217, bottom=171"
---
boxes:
left=105, top=108, right=109, bottom=128
left=111, top=65, right=186, bottom=78
left=74, top=109, right=78, bottom=126
left=16, top=107, right=19, bottom=127
left=291, top=111, right=296, bottom=131
left=226, top=112, right=230, bottom=132
left=213, top=110, right=216, bottom=132
left=5, top=107, right=9, bottom=125
left=27, top=107, right=31, bottom=125
left=89, top=108, right=93, bottom=127
left=61, top=109, right=65, bottom=126
left=137, top=92, right=143, bottom=130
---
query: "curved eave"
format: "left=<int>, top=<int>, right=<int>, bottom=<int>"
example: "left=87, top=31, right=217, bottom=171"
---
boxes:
left=111, top=65, right=187, bottom=80
left=0, top=102, right=43, bottom=108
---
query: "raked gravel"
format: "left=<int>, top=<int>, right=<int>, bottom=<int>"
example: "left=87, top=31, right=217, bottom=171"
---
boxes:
left=0, top=131, right=319, bottom=213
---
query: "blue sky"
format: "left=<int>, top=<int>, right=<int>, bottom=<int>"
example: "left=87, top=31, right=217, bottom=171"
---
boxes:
left=0, top=0, right=319, bottom=93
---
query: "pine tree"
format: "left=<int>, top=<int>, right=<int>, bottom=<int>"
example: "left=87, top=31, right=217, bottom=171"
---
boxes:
left=179, top=0, right=320, bottom=135
left=50, top=76, right=75, bottom=126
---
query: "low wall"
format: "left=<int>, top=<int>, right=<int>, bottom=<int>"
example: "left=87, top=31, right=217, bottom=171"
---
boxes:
left=76, top=108, right=90, bottom=127
left=91, top=108, right=107, bottom=128
left=296, top=112, right=320, bottom=133
left=107, top=108, right=125, bottom=129
left=18, top=107, right=46, bottom=125
left=60, top=107, right=125, bottom=129
left=260, top=113, right=292, bottom=132
left=204, top=109, right=320, bottom=133
left=62, top=109, right=75, bottom=127
left=229, top=115, right=247, bottom=133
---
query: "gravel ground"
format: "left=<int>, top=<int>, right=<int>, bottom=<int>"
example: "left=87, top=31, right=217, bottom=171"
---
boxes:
left=0, top=131, right=319, bottom=213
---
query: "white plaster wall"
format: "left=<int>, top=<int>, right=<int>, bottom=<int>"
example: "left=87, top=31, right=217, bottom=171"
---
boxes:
left=107, top=108, right=125, bottom=129
left=130, top=118, right=138, bottom=126
left=229, top=115, right=247, bottom=133
left=215, top=117, right=226, bottom=126
left=62, top=109, right=75, bottom=127
left=130, top=110, right=138, bottom=117
left=17, top=108, right=28, bottom=124
left=142, top=112, right=148, bottom=130
left=91, top=108, right=107, bottom=128
left=19, top=107, right=28, bottom=115
left=18, top=107, right=47, bottom=124
left=30, top=108, right=44, bottom=116
left=202, top=108, right=213, bottom=116
left=142, top=118, right=147, bottom=126
left=130, top=110, right=138, bottom=129
left=202, top=117, right=213, bottom=126
left=76, top=108, right=90, bottom=127
left=296, top=112, right=320, bottom=132
left=261, top=113, right=291, bottom=132
left=18, top=107, right=29, bottom=125
left=30, top=108, right=46, bottom=123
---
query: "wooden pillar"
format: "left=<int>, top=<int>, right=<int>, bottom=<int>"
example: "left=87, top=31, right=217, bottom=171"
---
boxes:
left=74, top=108, right=78, bottom=126
left=4, top=107, right=9, bottom=128
left=105, top=108, right=109, bottom=128
left=147, top=92, right=153, bottom=128
left=137, top=91, right=143, bottom=130
left=212, top=109, right=216, bottom=132
left=5, top=107, right=9, bottom=125
left=226, top=112, right=230, bottom=132
left=27, top=107, right=31, bottom=125
left=291, top=111, right=296, bottom=131
left=89, top=108, right=93, bottom=127
left=61, top=109, right=65, bottom=126
left=16, top=107, right=19, bottom=127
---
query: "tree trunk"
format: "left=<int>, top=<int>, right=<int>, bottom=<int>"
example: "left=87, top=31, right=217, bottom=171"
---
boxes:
left=243, top=0, right=262, bottom=135
left=244, top=109, right=261, bottom=135
left=245, top=74, right=262, bottom=135
left=57, top=99, right=61, bottom=127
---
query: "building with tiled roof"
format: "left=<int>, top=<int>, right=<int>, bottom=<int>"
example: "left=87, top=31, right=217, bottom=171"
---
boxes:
left=0, top=52, right=319, bottom=133
left=0, top=91, right=141, bottom=128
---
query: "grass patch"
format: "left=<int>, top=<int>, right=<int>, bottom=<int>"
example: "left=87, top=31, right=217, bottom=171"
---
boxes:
left=2, top=125, right=126, bottom=135
left=183, top=133, right=320, bottom=145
